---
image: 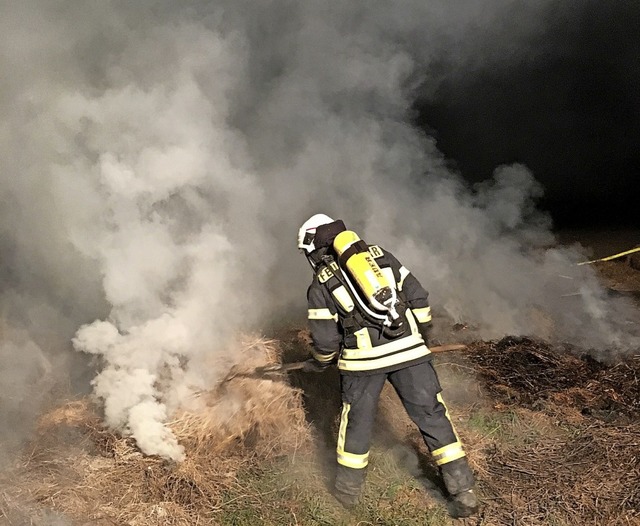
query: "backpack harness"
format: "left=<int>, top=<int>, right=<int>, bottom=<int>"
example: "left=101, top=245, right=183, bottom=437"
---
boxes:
left=316, top=247, right=408, bottom=341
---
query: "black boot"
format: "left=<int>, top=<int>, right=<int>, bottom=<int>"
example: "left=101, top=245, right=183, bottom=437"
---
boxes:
left=440, top=458, right=479, bottom=518
left=332, top=488, right=360, bottom=509
left=449, top=488, right=479, bottom=518
left=334, top=465, right=366, bottom=509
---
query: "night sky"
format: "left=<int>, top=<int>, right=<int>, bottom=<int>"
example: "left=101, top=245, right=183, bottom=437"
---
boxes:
left=415, top=1, right=639, bottom=229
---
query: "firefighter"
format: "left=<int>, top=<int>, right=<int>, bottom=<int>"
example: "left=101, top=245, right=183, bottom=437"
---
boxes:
left=297, top=214, right=479, bottom=518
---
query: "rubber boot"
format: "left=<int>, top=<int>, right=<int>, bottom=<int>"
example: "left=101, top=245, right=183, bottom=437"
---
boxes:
left=440, top=458, right=479, bottom=518
left=334, top=465, right=366, bottom=509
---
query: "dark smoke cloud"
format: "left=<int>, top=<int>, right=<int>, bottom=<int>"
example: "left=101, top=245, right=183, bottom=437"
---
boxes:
left=416, top=0, right=640, bottom=227
left=0, top=1, right=637, bottom=459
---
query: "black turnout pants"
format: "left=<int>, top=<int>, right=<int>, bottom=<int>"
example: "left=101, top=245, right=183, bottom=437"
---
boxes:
left=334, top=360, right=464, bottom=496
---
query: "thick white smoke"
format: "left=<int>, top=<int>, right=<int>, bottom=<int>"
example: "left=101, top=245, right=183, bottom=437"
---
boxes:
left=1, top=1, right=637, bottom=460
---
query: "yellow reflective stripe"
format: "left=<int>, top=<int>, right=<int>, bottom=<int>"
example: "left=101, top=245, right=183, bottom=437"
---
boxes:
left=437, top=393, right=461, bottom=441
left=332, top=285, right=354, bottom=312
left=337, top=449, right=369, bottom=469
left=432, top=441, right=466, bottom=466
left=398, top=266, right=410, bottom=291
left=308, top=308, right=338, bottom=321
left=339, top=344, right=430, bottom=372
left=337, top=403, right=350, bottom=453
left=432, top=441, right=464, bottom=459
left=336, top=403, right=369, bottom=468
left=312, top=350, right=337, bottom=363
left=341, top=333, right=424, bottom=360
left=412, top=306, right=432, bottom=323
left=354, top=328, right=372, bottom=350
left=437, top=393, right=453, bottom=422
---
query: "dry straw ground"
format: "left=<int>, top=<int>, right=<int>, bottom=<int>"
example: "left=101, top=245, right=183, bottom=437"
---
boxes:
left=0, top=256, right=639, bottom=525
left=463, top=336, right=640, bottom=525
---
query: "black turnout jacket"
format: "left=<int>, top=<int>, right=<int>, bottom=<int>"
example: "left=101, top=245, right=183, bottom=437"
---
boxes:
left=307, top=244, right=433, bottom=376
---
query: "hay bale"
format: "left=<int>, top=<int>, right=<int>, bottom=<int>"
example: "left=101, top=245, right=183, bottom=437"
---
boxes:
left=174, top=336, right=310, bottom=457
left=0, top=336, right=312, bottom=525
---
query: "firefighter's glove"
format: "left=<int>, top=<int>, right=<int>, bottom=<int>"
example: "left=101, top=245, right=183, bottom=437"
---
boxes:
left=302, top=358, right=332, bottom=373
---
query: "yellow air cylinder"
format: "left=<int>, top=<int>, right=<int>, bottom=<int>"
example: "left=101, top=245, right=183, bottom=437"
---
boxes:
left=333, top=230, right=393, bottom=311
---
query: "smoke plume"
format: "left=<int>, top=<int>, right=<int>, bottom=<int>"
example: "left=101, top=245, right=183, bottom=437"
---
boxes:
left=1, top=1, right=637, bottom=460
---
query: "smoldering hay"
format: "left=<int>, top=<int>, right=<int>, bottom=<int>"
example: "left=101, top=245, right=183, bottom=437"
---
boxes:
left=0, top=1, right=638, bottom=460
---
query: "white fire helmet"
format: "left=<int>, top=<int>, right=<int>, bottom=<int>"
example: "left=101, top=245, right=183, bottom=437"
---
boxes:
left=297, top=213, right=334, bottom=253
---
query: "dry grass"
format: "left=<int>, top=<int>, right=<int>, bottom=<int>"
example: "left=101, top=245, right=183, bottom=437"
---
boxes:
left=461, top=336, right=640, bottom=525
left=0, top=337, right=312, bottom=525
left=3, top=328, right=640, bottom=525
left=595, top=259, right=640, bottom=292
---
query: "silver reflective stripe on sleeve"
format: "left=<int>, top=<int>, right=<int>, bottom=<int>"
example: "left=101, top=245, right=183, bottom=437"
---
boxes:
left=397, top=266, right=410, bottom=291
left=412, top=306, right=432, bottom=323
left=312, top=349, right=337, bottom=363
left=308, top=308, right=338, bottom=322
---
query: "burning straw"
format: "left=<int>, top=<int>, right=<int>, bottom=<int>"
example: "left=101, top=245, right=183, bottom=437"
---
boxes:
left=0, top=337, right=311, bottom=525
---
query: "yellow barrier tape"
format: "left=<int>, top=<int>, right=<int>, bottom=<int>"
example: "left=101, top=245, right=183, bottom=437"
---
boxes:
left=577, top=246, right=640, bottom=266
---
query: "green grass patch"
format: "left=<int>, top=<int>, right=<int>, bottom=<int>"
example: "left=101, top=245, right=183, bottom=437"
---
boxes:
left=466, top=409, right=519, bottom=439
left=215, top=447, right=456, bottom=525
left=464, top=407, right=575, bottom=448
